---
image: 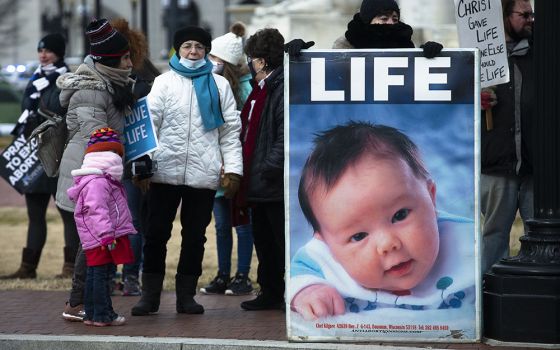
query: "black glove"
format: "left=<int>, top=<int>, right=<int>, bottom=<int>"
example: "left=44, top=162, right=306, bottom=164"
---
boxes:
left=131, top=155, right=156, bottom=180
left=421, top=41, right=443, bottom=59
left=284, top=39, right=315, bottom=57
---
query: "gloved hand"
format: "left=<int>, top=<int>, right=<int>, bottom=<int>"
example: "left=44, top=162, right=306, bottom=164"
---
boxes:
left=32, top=77, right=50, bottom=91
left=284, top=39, right=315, bottom=57
left=421, top=41, right=443, bottom=59
left=132, top=176, right=151, bottom=194
left=481, top=87, right=497, bottom=110
left=221, top=173, right=242, bottom=199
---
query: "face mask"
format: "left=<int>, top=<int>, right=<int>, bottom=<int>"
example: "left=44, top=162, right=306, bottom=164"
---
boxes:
left=179, top=57, right=206, bottom=70
left=248, top=58, right=264, bottom=80
left=210, top=60, right=224, bottom=75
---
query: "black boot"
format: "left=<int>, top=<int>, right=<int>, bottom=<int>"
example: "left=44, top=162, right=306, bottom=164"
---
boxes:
left=176, top=273, right=204, bottom=314
left=56, top=246, right=77, bottom=279
left=131, top=273, right=164, bottom=316
left=240, top=290, right=284, bottom=311
left=0, top=248, right=40, bottom=279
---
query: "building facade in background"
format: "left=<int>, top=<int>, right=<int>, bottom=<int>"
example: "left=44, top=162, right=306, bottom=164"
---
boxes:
left=0, top=0, right=458, bottom=70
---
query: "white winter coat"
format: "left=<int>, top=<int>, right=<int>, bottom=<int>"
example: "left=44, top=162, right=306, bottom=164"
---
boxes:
left=147, top=70, right=242, bottom=189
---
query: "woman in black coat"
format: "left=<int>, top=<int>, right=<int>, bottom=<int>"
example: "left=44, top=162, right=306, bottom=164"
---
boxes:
left=1, top=33, right=79, bottom=280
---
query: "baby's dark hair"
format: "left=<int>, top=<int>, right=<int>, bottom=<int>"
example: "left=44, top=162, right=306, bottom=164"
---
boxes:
left=298, top=121, right=430, bottom=232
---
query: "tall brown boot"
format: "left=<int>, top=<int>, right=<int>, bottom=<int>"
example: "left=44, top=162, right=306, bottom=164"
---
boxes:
left=0, top=248, right=40, bottom=279
left=56, top=246, right=76, bottom=279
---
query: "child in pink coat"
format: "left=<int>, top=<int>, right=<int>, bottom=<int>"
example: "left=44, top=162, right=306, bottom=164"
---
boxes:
left=67, top=128, right=137, bottom=326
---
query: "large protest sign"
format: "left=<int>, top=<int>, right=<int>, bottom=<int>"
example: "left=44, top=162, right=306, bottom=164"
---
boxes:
left=123, top=97, right=158, bottom=162
left=286, top=50, right=480, bottom=342
left=454, top=0, right=509, bottom=87
left=0, top=134, right=44, bottom=194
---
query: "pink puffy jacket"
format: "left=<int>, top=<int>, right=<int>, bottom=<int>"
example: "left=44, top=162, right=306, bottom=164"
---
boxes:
left=67, top=169, right=136, bottom=251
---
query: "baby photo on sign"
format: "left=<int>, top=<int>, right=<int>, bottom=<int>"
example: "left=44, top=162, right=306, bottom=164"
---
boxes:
left=286, top=50, right=479, bottom=341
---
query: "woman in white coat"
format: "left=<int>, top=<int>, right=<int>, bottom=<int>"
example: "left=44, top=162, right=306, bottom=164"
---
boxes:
left=131, top=26, right=243, bottom=316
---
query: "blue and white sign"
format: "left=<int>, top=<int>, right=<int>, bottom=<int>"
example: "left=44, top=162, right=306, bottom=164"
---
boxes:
left=123, top=97, right=158, bottom=162
left=286, top=49, right=481, bottom=342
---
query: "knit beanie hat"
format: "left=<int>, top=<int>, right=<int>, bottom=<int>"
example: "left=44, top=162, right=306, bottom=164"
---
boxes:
left=85, top=128, right=124, bottom=157
left=173, top=26, right=212, bottom=57
left=85, top=18, right=129, bottom=61
left=38, top=33, right=66, bottom=58
left=359, top=0, right=400, bottom=24
left=210, top=22, right=246, bottom=65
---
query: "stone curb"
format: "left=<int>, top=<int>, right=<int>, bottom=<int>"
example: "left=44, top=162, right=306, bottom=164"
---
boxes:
left=0, top=334, right=427, bottom=350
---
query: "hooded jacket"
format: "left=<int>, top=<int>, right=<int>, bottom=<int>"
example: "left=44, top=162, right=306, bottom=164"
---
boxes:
left=67, top=168, right=136, bottom=251
left=55, top=56, right=129, bottom=212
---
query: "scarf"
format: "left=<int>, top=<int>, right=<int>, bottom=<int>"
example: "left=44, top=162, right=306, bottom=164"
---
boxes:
left=232, top=83, right=268, bottom=226
left=24, top=60, right=68, bottom=101
left=82, top=151, right=124, bottom=181
left=169, top=55, right=224, bottom=131
left=94, top=61, right=133, bottom=87
left=345, top=13, right=415, bottom=49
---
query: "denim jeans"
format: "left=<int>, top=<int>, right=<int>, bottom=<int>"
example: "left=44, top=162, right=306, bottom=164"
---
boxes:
left=84, top=263, right=118, bottom=323
left=213, top=196, right=253, bottom=275
left=122, top=179, right=144, bottom=279
left=481, top=174, right=533, bottom=273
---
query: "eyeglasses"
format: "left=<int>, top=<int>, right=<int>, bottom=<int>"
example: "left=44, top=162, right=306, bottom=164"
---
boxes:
left=512, top=11, right=535, bottom=20
left=181, top=43, right=206, bottom=51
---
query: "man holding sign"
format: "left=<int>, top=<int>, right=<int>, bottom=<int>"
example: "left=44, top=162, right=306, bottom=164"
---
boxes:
left=480, top=0, right=534, bottom=273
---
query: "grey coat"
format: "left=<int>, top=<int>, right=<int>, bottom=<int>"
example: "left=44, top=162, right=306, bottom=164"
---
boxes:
left=55, top=57, right=128, bottom=212
left=332, top=36, right=354, bottom=49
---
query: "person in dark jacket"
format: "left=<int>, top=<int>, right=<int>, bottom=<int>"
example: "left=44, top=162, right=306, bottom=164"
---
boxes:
left=284, top=0, right=443, bottom=57
left=61, top=18, right=160, bottom=322
left=234, top=28, right=285, bottom=311
left=111, top=17, right=161, bottom=297
left=1, top=33, right=79, bottom=280
left=480, top=0, right=534, bottom=273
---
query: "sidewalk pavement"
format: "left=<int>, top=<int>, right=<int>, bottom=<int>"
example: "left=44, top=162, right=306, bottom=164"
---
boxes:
left=0, top=290, right=558, bottom=350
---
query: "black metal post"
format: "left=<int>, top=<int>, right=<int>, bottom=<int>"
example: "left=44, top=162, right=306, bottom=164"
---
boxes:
left=483, top=0, right=560, bottom=343
left=95, top=0, right=101, bottom=18
left=166, top=0, right=178, bottom=52
left=141, top=0, right=148, bottom=39
left=82, top=0, right=88, bottom=58
left=131, top=0, right=138, bottom=29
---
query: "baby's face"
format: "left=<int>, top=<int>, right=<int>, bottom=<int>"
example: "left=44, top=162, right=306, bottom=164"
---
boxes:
left=310, top=155, right=439, bottom=291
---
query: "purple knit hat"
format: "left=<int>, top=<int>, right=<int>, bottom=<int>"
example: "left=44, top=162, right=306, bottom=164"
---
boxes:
left=86, top=128, right=124, bottom=157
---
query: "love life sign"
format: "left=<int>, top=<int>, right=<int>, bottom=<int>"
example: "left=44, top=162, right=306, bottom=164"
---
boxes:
left=454, top=0, right=509, bottom=88
left=123, top=97, right=158, bottom=163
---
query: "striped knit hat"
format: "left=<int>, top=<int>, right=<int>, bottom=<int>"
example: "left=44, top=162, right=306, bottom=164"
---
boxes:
left=85, top=128, right=124, bottom=157
left=85, top=18, right=129, bottom=60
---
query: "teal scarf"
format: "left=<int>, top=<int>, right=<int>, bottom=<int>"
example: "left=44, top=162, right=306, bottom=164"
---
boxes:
left=169, top=55, right=224, bottom=130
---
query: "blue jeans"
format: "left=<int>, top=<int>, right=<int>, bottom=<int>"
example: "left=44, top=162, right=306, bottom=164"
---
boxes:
left=122, top=179, right=144, bottom=278
left=84, top=263, right=118, bottom=323
left=213, top=196, right=253, bottom=275
left=481, top=174, right=533, bottom=273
